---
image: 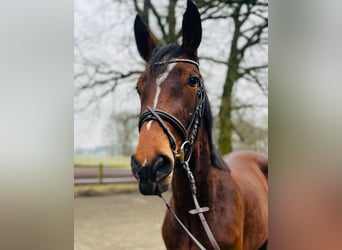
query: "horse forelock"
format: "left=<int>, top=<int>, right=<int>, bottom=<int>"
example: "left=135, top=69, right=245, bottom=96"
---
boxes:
left=148, top=43, right=198, bottom=68
left=148, top=44, right=182, bottom=67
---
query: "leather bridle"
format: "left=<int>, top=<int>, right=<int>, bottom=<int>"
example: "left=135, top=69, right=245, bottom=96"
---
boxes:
left=137, top=58, right=221, bottom=250
left=138, top=58, right=206, bottom=163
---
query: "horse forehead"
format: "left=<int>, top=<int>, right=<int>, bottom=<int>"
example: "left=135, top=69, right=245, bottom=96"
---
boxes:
left=156, top=63, right=177, bottom=82
left=148, top=63, right=176, bottom=109
left=151, top=62, right=195, bottom=84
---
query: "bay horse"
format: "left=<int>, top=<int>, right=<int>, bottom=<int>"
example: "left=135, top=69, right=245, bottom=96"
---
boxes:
left=131, top=1, right=268, bottom=249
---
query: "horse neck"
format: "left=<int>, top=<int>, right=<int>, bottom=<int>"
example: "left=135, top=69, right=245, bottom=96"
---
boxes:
left=172, top=127, right=212, bottom=211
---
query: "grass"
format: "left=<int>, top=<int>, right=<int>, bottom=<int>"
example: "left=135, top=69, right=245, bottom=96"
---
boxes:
left=74, top=183, right=138, bottom=197
left=74, top=155, right=130, bottom=169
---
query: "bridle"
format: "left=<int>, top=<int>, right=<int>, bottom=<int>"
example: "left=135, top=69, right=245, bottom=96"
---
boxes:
left=138, top=58, right=206, bottom=164
left=138, top=58, right=220, bottom=250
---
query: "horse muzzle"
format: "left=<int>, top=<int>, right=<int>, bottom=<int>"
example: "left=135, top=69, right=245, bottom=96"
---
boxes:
left=131, top=154, right=173, bottom=195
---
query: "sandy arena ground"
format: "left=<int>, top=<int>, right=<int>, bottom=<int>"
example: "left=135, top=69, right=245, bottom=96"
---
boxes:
left=74, top=191, right=172, bottom=250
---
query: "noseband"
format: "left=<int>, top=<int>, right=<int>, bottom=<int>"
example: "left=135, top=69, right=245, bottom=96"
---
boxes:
left=138, top=58, right=206, bottom=163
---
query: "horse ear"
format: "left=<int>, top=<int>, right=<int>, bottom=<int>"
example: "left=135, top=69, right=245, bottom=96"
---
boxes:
left=182, top=0, right=202, bottom=55
left=134, top=15, right=157, bottom=62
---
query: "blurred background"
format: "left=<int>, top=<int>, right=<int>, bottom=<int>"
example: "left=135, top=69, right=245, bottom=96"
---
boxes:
left=1, top=0, right=342, bottom=249
left=74, top=0, right=267, bottom=249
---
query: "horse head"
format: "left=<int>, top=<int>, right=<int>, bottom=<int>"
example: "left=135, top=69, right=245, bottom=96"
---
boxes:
left=131, top=0, right=203, bottom=195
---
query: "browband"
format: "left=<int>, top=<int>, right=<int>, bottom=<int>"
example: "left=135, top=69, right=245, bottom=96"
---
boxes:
left=154, top=58, right=199, bottom=69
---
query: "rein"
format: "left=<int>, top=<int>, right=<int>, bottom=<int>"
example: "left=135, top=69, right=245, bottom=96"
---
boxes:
left=159, top=144, right=221, bottom=250
left=138, top=59, right=220, bottom=250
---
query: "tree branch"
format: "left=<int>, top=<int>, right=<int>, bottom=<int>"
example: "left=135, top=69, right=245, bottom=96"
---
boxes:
left=231, top=103, right=267, bottom=110
left=238, top=64, right=268, bottom=76
left=75, top=70, right=141, bottom=94
left=231, top=122, right=245, bottom=143
left=75, top=81, right=119, bottom=113
left=199, top=56, right=228, bottom=65
left=149, top=2, right=167, bottom=44
left=239, top=20, right=268, bottom=58
left=243, top=72, right=268, bottom=97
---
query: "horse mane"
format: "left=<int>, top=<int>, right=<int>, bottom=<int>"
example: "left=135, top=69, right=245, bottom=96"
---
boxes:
left=203, top=93, right=230, bottom=171
left=149, top=43, right=229, bottom=171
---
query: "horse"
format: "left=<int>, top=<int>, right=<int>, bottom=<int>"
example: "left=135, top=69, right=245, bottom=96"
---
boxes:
left=130, top=1, right=268, bottom=249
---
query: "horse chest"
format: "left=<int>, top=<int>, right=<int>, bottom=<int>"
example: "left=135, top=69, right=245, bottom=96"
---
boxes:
left=162, top=201, right=243, bottom=250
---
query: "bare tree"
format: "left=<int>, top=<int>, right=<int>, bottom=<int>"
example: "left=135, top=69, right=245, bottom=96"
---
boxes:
left=74, top=0, right=143, bottom=112
left=74, top=0, right=268, bottom=153
left=102, top=112, right=138, bottom=156
left=195, top=0, right=268, bottom=153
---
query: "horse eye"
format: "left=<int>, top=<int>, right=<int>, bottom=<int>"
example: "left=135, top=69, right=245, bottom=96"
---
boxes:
left=188, top=76, right=199, bottom=87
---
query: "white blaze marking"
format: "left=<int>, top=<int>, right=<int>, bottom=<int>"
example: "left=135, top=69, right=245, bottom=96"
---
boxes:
left=146, top=120, right=153, bottom=130
left=153, top=63, right=176, bottom=108
left=146, top=62, right=176, bottom=130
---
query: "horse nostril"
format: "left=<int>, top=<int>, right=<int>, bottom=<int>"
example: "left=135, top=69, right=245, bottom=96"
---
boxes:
left=153, top=155, right=173, bottom=182
left=131, top=154, right=172, bottom=184
left=131, top=155, right=141, bottom=179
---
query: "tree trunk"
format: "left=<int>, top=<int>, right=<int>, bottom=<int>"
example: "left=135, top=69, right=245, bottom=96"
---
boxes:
left=218, top=68, right=234, bottom=154
left=142, top=0, right=150, bottom=25
left=218, top=5, right=242, bottom=154
left=166, top=0, right=177, bottom=43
